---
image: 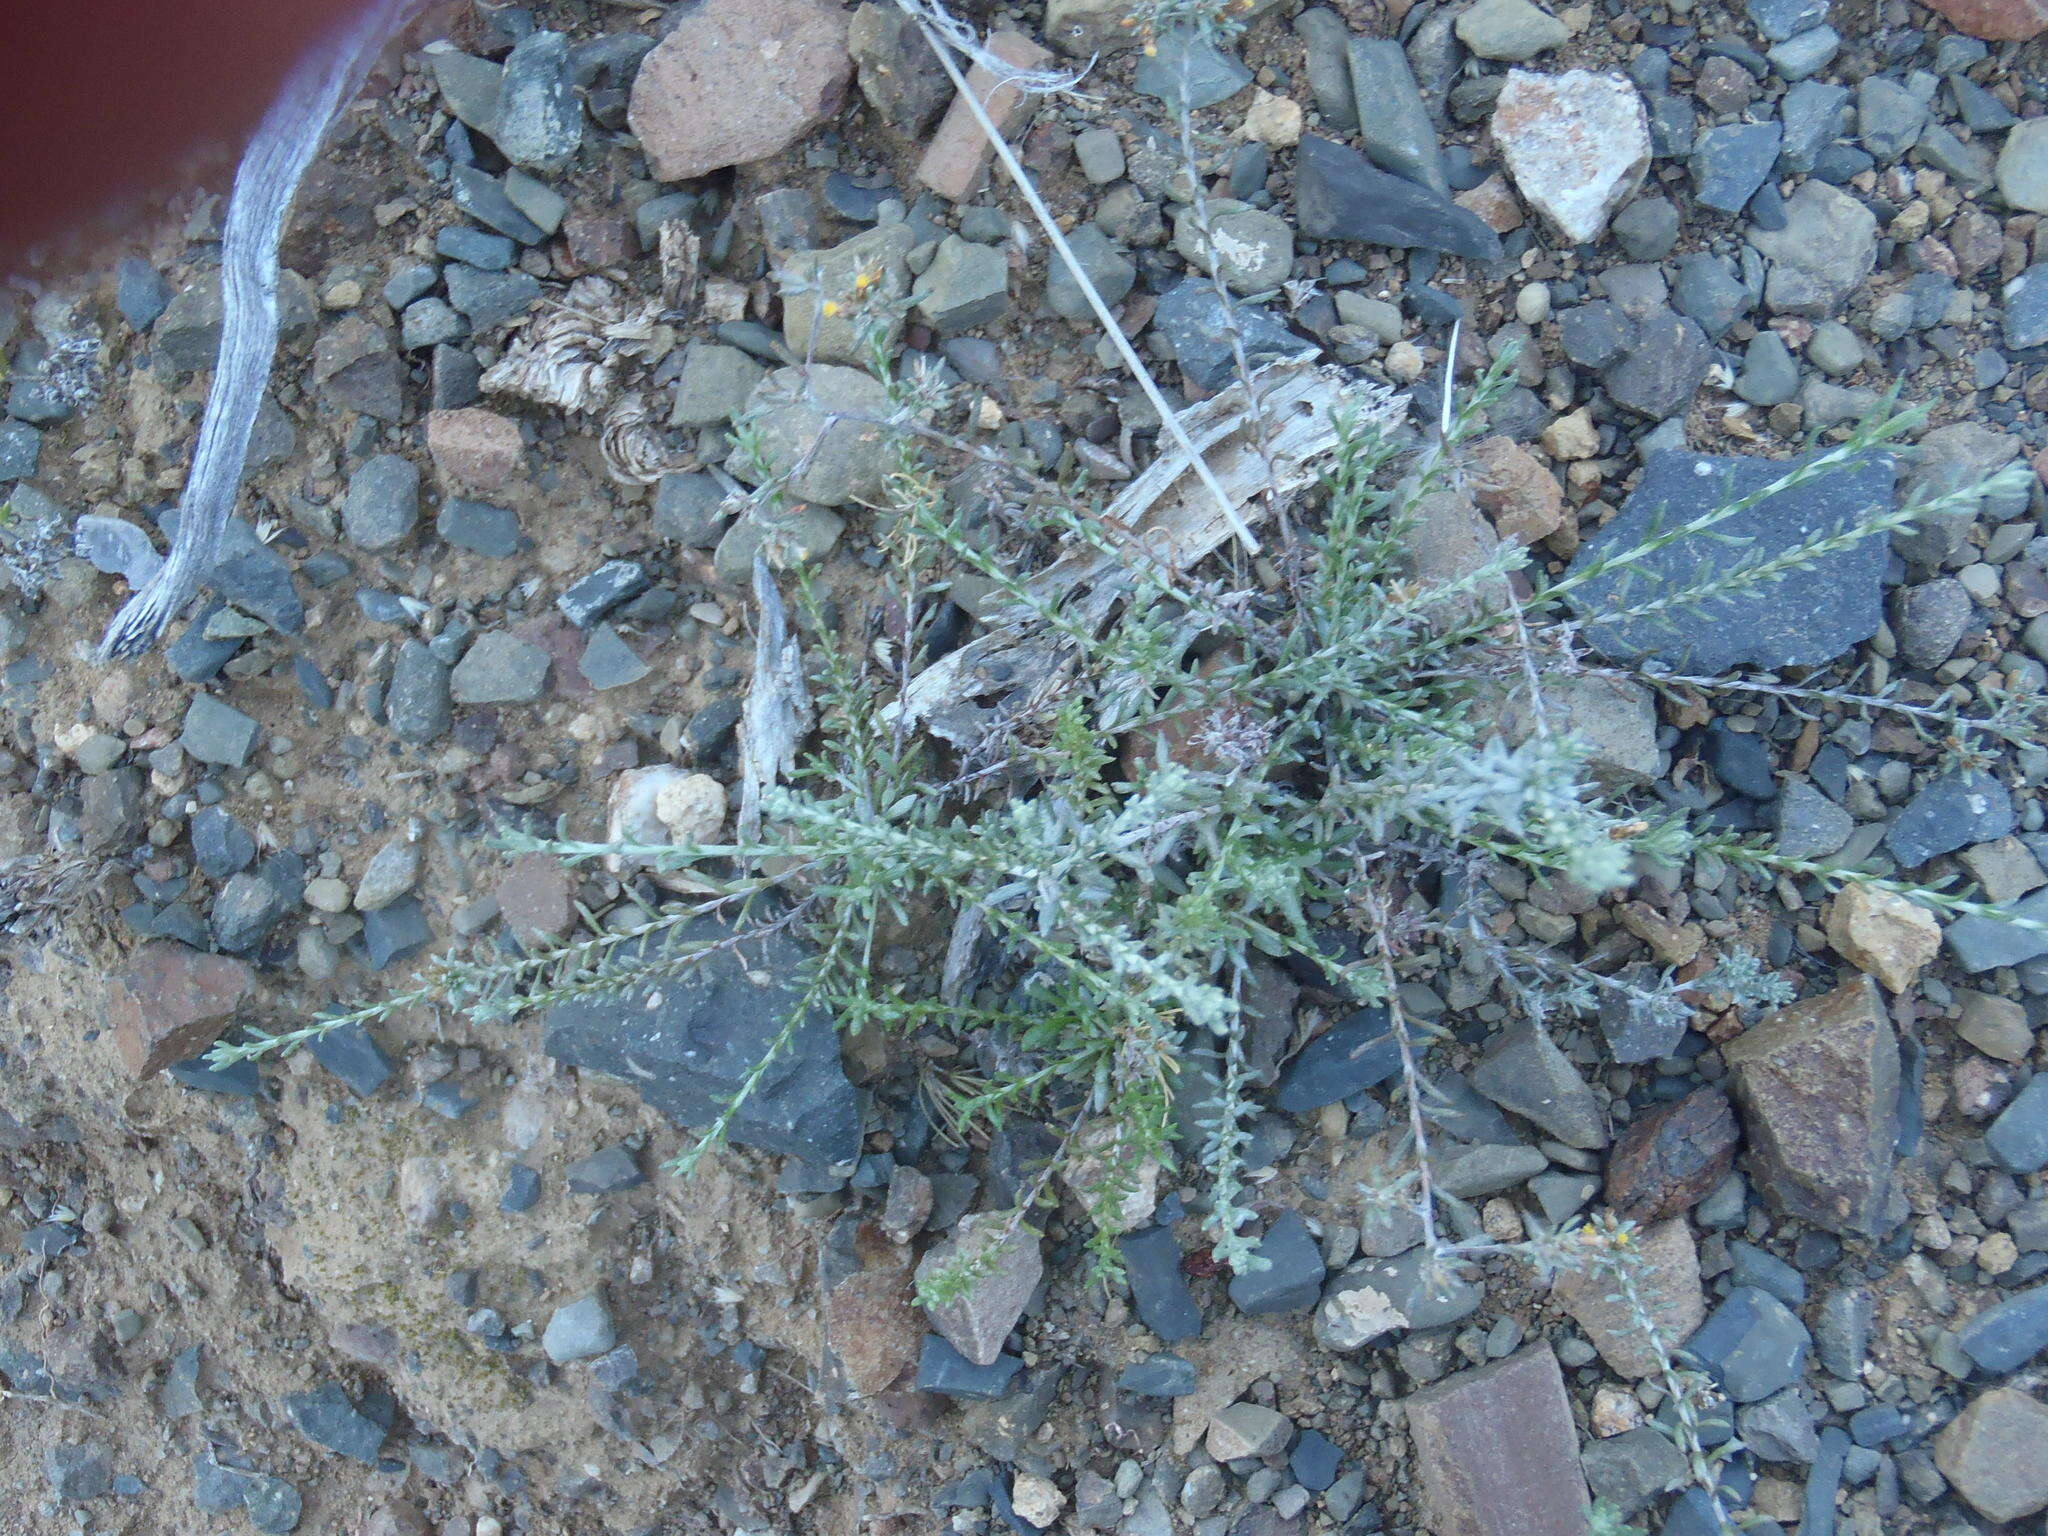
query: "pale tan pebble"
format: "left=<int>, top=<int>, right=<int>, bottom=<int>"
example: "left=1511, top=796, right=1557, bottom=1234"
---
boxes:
left=1384, top=341, right=1425, bottom=383
left=1241, top=90, right=1303, bottom=148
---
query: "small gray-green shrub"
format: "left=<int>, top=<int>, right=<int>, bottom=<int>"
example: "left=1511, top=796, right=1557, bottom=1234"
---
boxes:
left=227, top=351, right=2032, bottom=1276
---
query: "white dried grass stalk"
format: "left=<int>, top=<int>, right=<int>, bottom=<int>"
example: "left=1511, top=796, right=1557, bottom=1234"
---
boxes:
left=97, top=0, right=420, bottom=659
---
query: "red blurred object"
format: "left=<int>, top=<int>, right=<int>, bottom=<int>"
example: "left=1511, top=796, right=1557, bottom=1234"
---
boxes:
left=1, top=0, right=381, bottom=259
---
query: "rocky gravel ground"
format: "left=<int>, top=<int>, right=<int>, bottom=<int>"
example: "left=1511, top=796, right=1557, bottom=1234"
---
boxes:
left=4, top=0, right=2048, bottom=1533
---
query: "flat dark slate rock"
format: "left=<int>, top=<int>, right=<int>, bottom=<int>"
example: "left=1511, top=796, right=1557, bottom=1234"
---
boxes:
left=1602, top=308, right=1712, bottom=419
left=1988, top=1076, right=2048, bottom=1174
left=1687, top=1286, right=1812, bottom=1403
left=168, top=1048, right=262, bottom=1098
left=915, top=1334, right=1022, bottom=1399
left=1558, top=302, right=1628, bottom=369
left=438, top=498, right=522, bottom=558
left=1294, top=136, right=1502, bottom=260
left=193, top=1453, right=248, bottom=1512
left=361, top=897, right=432, bottom=971
left=1119, top=1224, right=1203, bottom=1342
left=23, top=1222, right=80, bottom=1256
left=1570, top=449, right=1895, bottom=672
left=1704, top=721, right=1778, bottom=800
left=284, top=1382, right=386, bottom=1464
left=308, top=1023, right=393, bottom=1098
left=565, top=1144, right=645, bottom=1194
left=1227, top=1210, right=1326, bottom=1316
left=501, top=1163, right=542, bottom=1213
left=1947, top=887, right=2048, bottom=974
left=1690, top=122, right=1783, bottom=214
left=1272, top=1007, right=1398, bottom=1112
left=1133, top=29, right=1252, bottom=110
left=1291, top=1428, right=1343, bottom=1491
left=1116, top=1352, right=1197, bottom=1397
left=543, top=915, right=861, bottom=1170
left=557, top=560, right=650, bottom=628
left=210, top=546, right=305, bottom=635
left=1885, top=769, right=2015, bottom=867
left=241, top=1474, right=304, bottom=1535
left=2007, top=263, right=2048, bottom=350
left=1956, top=1283, right=2048, bottom=1375
left=1152, top=278, right=1310, bottom=392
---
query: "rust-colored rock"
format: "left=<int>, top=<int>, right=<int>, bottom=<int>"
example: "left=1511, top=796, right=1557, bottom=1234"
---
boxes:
left=1604, top=1086, right=1739, bottom=1224
left=561, top=208, right=632, bottom=272
left=1454, top=173, right=1525, bottom=235
left=1935, top=1387, right=2048, bottom=1522
left=359, top=1499, right=431, bottom=1536
left=1469, top=435, right=1563, bottom=544
left=426, top=407, right=524, bottom=493
left=110, top=941, right=254, bottom=1077
left=1403, top=1343, right=1592, bottom=1536
left=495, top=853, right=573, bottom=945
left=627, top=0, right=852, bottom=182
left=1551, top=1220, right=1705, bottom=1379
left=916, top=30, right=1052, bottom=203
left=1723, top=976, right=1899, bottom=1236
left=1920, top=0, right=2048, bottom=39
left=824, top=1224, right=923, bottom=1396
left=1402, top=490, right=1514, bottom=627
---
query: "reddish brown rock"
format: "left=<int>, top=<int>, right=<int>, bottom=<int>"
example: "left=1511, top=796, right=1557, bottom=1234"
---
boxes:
left=495, top=853, right=573, bottom=945
left=1453, top=172, right=1525, bottom=235
left=427, top=407, right=524, bottom=493
left=560, top=208, right=633, bottom=272
left=627, top=0, right=852, bottom=182
left=109, top=946, right=253, bottom=1073
left=109, top=942, right=254, bottom=1077
left=915, top=1211, right=1042, bottom=1365
left=916, top=30, right=1053, bottom=203
left=1402, top=490, right=1514, bottom=626
left=1403, top=1343, right=1592, bottom=1536
left=1604, top=1086, right=1740, bottom=1224
left=879, top=1164, right=934, bottom=1243
left=1723, top=976, right=1898, bottom=1236
left=1551, top=1220, right=1705, bottom=1379
left=1469, top=435, right=1563, bottom=544
left=359, top=1500, right=432, bottom=1536
left=824, top=1225, right=923, bottom=1396
left=1920, top=0, right=2048, bottom=39
left=1953, top=1053, right=2014, bottom=1120
left=1935, top=1387, right=2048, bottom=1522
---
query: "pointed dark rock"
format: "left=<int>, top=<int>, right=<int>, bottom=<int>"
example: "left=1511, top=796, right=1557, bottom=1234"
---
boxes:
left=1272, top=1007, right=1399, bottom=1112
left=544, top=915, right=861, bottom=1170
left=1293, top=136, right=1503, bottom=259
left=1570, top=449, right=1895, bottom=672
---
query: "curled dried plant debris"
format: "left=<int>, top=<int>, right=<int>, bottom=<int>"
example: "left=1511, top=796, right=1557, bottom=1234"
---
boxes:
left=480, top=275, right=665, bottom=415
left=0, top=853, right=100, bottom=941
left=600, top=393, right=696, bottom=486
